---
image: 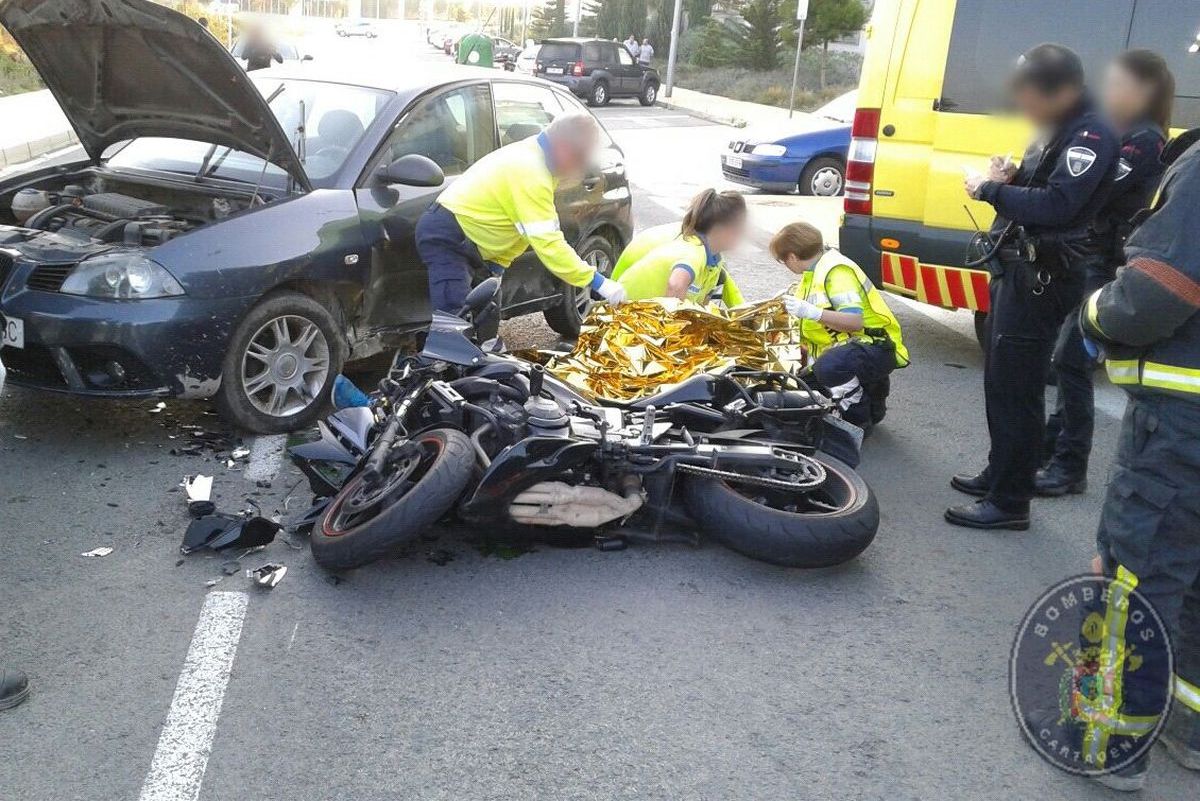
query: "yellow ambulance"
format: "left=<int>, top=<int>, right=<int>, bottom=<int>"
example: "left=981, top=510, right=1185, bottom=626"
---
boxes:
left=838, top=0, right=1200, bottom=333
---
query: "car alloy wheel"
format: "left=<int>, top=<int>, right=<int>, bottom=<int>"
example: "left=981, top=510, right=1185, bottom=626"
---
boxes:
left=810, top=166, right=845, bottom=196
left=241, top=314, right=331, bottom=418
left=644, top=85, right=656, bottom=104
left=591, top=82, right=607, bottom=106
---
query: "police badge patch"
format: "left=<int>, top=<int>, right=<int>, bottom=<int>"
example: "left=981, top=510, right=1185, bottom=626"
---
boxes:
left=1066, top=146, right=1098, bottom=177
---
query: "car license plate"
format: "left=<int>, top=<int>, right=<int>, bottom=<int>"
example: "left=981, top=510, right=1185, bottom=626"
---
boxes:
left=546, top=66, right=564, bottom=75
left=1, top=314, right=23, bottom=349
left=726, top=155, right=743, bottom=169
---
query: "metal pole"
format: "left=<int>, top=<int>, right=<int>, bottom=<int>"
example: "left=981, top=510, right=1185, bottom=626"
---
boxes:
left=572, top=0, right=580, bottom=36
left=664, top=0, right=684, bottom=99
left=787, top=18, right=806, bottom=119
left=520, top=0, right=529, bottom=45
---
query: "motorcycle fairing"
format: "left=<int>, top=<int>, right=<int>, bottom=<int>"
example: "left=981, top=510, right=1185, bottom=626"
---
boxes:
left=460, top=437, right=598, bottom=521
left=423, top=312, right=488, bottom=365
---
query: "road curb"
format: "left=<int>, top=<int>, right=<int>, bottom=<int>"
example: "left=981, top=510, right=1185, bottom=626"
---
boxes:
left=657, top=97, right=748, bottom=128
left=0, top=130, right=79, bottom=169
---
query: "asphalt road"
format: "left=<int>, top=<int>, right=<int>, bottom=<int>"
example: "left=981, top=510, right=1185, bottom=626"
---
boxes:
left=0, top=23, right=1194, bottom=801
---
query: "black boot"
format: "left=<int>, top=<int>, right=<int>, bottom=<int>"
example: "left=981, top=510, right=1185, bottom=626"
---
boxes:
left=944, top=500, right=1030, bottom=531
left=1161, top=703, right=1200, bottom=771
left=0, top=666, right=29, bottom=711
left=1035, top=462, right=1088, bottom=497
left=1092, top=754, right=1149, bottom=792
left=950, top=470, right=990, bottom=497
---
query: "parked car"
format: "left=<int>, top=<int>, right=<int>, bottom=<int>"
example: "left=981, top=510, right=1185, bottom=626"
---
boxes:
left=507, top=44, right=540, bottom=75
left=230, top=36, right=313, bottom=63
left=491, top=36, right=521, bottom=66
left=336, top=20, right=377, bottom=38
left=721, top=91, right=856, bottom=196
left=0, top=0, right=632, bottom=434
left=535, top=37, right=660, bottom=107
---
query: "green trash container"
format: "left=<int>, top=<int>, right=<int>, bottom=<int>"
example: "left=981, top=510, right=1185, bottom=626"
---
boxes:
left=456, top=32, right=493, bottom=68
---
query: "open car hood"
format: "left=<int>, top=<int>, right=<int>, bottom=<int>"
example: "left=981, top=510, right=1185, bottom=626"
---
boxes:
left=0, top=0, right=310, bottom=190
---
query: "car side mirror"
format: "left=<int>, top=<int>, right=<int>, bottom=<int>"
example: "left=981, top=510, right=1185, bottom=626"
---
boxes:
left=374, top=155, right=445, bottom=188
left=301, top=54, right=314, bottom=62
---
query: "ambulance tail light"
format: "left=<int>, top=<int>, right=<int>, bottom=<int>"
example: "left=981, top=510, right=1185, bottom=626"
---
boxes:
left=573, top=60, right=585, bottom=77
left=845, top=108, right=881, bottom=216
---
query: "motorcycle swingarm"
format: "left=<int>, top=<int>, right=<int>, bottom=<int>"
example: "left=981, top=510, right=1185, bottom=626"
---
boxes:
left=459, top=437, right=598, bottom=521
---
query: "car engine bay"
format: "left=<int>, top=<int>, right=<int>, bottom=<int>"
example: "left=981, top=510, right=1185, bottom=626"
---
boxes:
left=1, top=172, right=254, bottom=247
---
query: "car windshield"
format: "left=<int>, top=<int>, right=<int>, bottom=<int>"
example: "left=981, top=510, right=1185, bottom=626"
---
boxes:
left=105, top=78, right=393, bottom=189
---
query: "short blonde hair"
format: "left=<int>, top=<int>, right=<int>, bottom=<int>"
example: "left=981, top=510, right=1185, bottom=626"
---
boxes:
left=769, top=222, right=824, bottom=262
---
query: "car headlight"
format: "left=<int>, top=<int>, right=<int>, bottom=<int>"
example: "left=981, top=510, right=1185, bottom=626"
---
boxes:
left=60, top=252, right=185, bottom=299
left=751, top=143, right=788, bottom=157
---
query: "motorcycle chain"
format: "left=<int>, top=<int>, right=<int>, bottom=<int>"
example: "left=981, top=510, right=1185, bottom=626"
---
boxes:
left=676, top=458, right=827, bottom=491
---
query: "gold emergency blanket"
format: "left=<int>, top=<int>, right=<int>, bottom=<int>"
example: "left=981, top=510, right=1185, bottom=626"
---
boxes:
left=540, top=297, right=806, bottom=402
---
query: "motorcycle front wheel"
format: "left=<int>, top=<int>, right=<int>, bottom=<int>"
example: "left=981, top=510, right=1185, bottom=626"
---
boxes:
left=681, top=452, right=879, bottom=568
left=312, top=428, right=475, bottom=570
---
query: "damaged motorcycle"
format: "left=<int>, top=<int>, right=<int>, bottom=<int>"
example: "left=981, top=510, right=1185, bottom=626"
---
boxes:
left=289, top=279, right=879, bottom=571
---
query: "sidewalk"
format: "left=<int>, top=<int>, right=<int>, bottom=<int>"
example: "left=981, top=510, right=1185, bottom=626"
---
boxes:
left=660, top=86, right=799, bottom=129
left=0, top=89, right=77, bottom=169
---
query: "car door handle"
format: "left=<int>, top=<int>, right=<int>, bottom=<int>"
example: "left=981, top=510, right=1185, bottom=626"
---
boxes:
left=582, top=175, right=601, bottom=191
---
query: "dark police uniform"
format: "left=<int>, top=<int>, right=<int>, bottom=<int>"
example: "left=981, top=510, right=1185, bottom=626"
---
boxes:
left=1081, top=129, right=1200, bottom=771
left=967, top=97, right=1119, bottom=515
left=1043, top=122, right=1167, bottom=487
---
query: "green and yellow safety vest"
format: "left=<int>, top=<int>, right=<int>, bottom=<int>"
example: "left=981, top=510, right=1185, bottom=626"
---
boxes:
left=794, top=249, right=909, bottom=367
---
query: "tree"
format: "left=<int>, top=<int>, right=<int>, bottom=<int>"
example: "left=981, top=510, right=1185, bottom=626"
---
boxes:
left=802, top=0, right=866, bottom=88
left=734, top=0, right=785, bottom=71
left=690, top=19, right=732, bottom=67
left=530, top=0, right=570, bottom=39
left=685, top=0, right=716, bottom=29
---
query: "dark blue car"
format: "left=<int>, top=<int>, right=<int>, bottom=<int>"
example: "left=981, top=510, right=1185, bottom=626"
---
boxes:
left=0, top=0, right=631, bottom=433
left=720, top=92, right=856, bottom=196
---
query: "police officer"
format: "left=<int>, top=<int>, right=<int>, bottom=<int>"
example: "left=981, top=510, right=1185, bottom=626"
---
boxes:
left=415, top=113, right=626, bottom=316
left=1039, top=50, right=1172, bottom=497
left=947, top=44, right=1119, bottom=530
left=1078, top=125, right=1200, bottom=792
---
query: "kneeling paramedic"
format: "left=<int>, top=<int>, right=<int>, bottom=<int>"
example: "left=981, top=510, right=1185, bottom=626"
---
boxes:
left=613, top=189, right=746, bottom=306
left=771, top=222, right=908, bottom=429
left=415, top=113, right=626, bottom=315
left=948, top=44, right=1119, bottom=531
left=1079, top=126, right=1200, bottom=791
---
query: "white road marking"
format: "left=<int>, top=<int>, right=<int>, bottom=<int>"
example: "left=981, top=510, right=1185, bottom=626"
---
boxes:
left=137, top=592, right=249, bottom=801
left=243, top=434, right=287, bottom=483
left=287, top=621, right=299, bottom=653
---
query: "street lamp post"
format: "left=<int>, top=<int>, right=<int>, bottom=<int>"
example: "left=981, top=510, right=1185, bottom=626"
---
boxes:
left=787, top=0, right=809, bottom=119
left=572, top=0, right=580, bottom=36
left=664, top=0, right=684, bottom=99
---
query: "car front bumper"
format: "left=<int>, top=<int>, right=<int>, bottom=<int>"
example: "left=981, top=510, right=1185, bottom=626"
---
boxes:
left=720, top=153, right=804, bottom=192
left=0, top=279, right=255, bottom=399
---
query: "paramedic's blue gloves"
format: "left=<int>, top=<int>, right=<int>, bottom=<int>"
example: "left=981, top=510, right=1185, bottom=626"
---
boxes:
left=332, top=375, right=371, bottom=410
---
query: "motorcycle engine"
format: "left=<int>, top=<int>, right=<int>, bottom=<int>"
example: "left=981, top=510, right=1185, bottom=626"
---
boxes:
left=524, top=394, right=570, bottom=437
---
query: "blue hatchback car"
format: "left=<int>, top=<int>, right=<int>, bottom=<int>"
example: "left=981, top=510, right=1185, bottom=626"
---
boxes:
left=720, top=92, right=856, bottom=196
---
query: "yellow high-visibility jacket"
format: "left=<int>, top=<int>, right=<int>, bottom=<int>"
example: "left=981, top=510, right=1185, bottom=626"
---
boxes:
left=438, top=133, right=594, bottom=287
left=615, top=229, right=744, bottom=306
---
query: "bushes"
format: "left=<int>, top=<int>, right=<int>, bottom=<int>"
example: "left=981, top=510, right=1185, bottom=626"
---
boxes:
left=0, top=28, right=42, bottom=95
left=673, top=49, right=861, bottom=110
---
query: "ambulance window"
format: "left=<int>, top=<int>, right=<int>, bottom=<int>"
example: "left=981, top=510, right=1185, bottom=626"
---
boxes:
left=1128, top=0, right=1200, bottom=128
left=940, top=0, right=1134, bottom=114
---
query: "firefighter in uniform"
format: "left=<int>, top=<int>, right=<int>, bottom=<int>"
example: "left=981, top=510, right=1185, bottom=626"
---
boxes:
left=947, top=44, right=1119, bottom=530
left=615, top=189, right=747, bottom=307
left=1040, top=50, right=1172, bottom=497
left=1078, top=127, right=1200, bottom=791
left=415, top=113, right=627, bottom=315
left=772, top=222, right=908, bottom=429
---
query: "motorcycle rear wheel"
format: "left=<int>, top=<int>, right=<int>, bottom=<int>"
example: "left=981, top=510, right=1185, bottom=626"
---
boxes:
left=681, top=452, right=878, bottom=568
left=312, top=428, right=475, bottom=570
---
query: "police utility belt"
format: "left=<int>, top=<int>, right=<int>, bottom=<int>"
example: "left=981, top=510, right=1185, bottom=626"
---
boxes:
left=983, top=224, right=1098, bottom=292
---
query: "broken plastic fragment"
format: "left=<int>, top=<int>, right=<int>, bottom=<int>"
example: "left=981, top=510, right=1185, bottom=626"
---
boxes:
left=182, top=475, right=215, bottom=518
left=248, top=563, right=287, bottom=589
left=149, top=402, right=166, bottom=414
left=180, top=512, right=282, bottom=554
left=205, top=577, right=223, bottom=588
left=81, top=546, right=113, bottom=557
left=230, top=446, right=251, bottom=460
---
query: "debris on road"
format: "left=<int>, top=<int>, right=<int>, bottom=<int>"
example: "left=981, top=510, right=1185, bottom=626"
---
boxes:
left=80, top=546, right=113, bottom=558
left=180, top=511, right=282, bottom=554
left=149, top=401, right=166, bottom=414
left=249, top=563, right=287, bottom=588
left=182, top=474, right=215, bottom=517
left=230, top=446, right=251, bottom=461
left=220, top=560, right=241, bottom=576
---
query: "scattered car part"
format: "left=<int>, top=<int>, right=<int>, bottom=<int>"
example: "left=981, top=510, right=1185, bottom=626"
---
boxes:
left=182, top=474, right=215, bottom=517
left=248, top=563, right=287, bottom=588
left=180, top=512, right=281, bottom=554
left=81, top=546, right=113, bottom=557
